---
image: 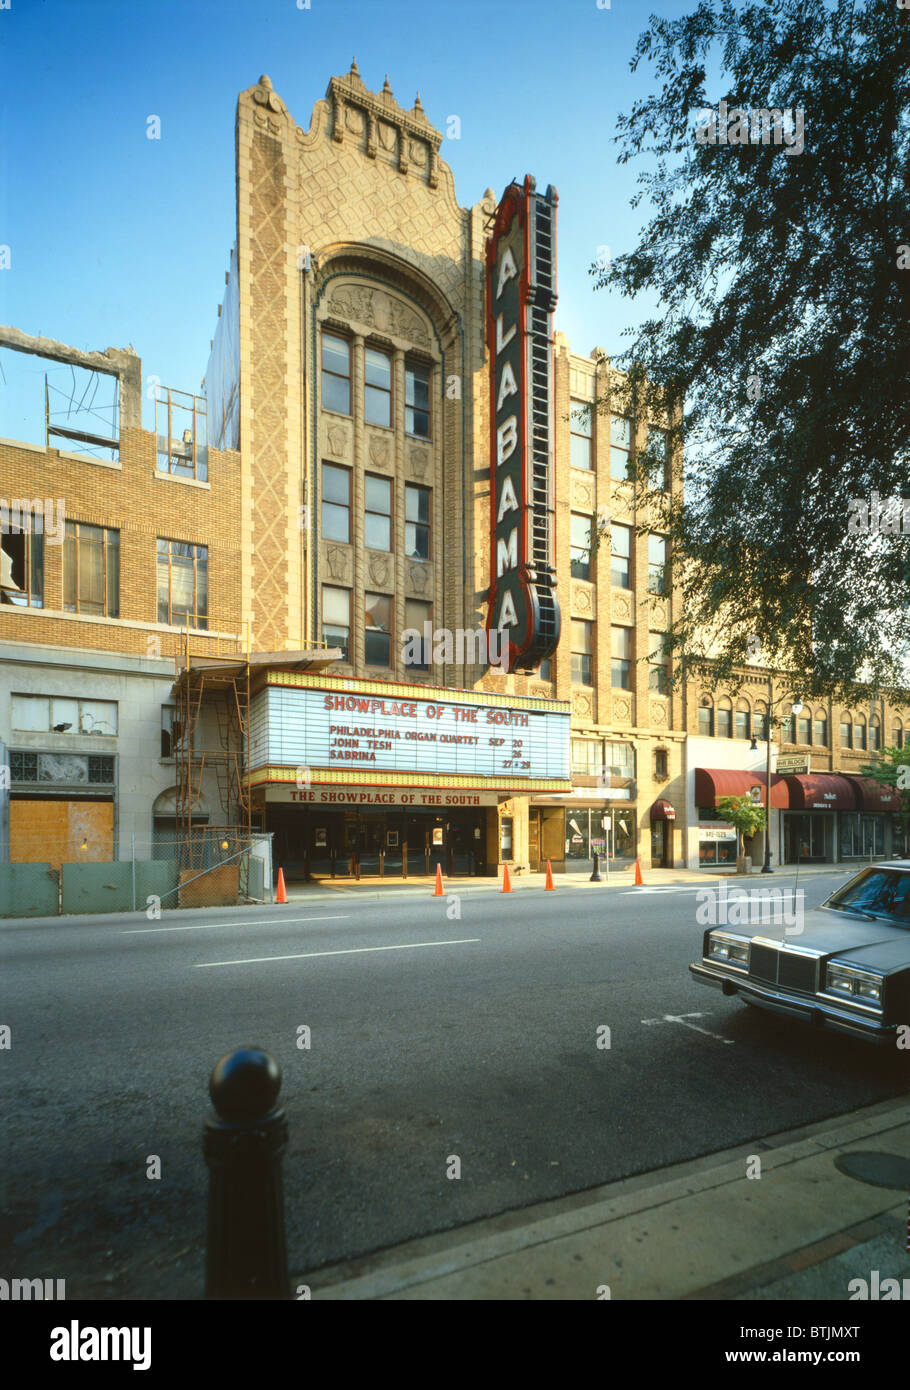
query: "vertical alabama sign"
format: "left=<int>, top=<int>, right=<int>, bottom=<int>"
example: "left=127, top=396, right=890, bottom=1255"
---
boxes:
left=486, top=175, right=561, bottom=673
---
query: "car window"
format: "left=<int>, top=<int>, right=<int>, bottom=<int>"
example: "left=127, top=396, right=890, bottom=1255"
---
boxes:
left=828, top=869, right=910, bottom=926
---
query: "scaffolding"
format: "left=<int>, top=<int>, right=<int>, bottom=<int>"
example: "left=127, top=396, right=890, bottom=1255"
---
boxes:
left=172, top=622, right=253, bottom=839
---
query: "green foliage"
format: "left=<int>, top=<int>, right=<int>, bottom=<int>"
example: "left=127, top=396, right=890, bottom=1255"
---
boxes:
left=598, top=0, right=910, bottom=700
left=860, top=744, right=910, bottom=820
left=717, top=793, right=767, bottom=855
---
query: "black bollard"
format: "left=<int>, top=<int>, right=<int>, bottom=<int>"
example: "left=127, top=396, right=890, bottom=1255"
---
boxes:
left=589, top=851, right=602, bottom=883
left=203, top=1046, right=290, bottom=1299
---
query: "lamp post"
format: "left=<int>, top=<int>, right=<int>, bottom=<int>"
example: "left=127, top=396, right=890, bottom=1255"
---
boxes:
left=750, top=677, right=803, bottom=874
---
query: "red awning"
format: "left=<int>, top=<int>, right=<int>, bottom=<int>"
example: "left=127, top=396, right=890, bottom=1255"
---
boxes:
left=694, top=768, right=790, bottom=808
left=784, top=773, right=857, bottom=811
left=846, top=776, right=900, bottom=812
left=650, top=798, right=677, bottom=821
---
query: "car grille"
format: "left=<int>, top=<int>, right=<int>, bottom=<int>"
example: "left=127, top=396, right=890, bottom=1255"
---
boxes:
left=748, top=944, right=817, bottom=993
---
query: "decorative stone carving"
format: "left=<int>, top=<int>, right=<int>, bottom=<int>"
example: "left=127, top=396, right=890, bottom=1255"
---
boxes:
left=650, top=700, right=669, bottom=726
left=531, top=683, right=551, bottom=698
left=409, top=139, right=427, bottom=167
left=368, top=552, right=391, bottom=587
left=326, top=423, right=349, bottom=458
left=571, top=582, right=594, bottom=617
left=368, top=434, right=392, bottom=468
left=571, top=475, right=594, bottom=509
left=408, top=562, right=430, bottom=594
left=484, top=675, right=506, bottom=694
left=378, top=120, right=397, bottom=151
left=325, top=546, right=349, bottom=581
left=612, top=594, right=633, bottom=623
left=408, top=446, right=430, bottom=478
left=650, top=599, right=669, bottom=628
left=612, top=696, right=632, bottom=723
left=345, top=105, right=364, bottom=134
left=325, top=286, right=430, bottom=347
left=573, top=692, right=593, bottom=720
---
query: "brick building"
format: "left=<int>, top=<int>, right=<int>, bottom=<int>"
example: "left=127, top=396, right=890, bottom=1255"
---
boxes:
left=3, top=64, right=903, bottom=880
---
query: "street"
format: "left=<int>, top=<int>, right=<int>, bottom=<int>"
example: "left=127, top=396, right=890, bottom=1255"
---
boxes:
left=1, top=869, right=905, bottom=1299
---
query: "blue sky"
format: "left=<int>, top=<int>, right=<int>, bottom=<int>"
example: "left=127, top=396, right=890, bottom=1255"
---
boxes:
left=0, top=0, right=693, bottom=441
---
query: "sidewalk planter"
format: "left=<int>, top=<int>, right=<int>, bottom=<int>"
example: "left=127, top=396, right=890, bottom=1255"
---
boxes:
left=736, top=855, right=752, bottom=874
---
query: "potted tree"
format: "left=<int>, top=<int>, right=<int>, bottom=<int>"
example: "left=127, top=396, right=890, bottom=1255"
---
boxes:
left=716, top=794, right=767, bottom=875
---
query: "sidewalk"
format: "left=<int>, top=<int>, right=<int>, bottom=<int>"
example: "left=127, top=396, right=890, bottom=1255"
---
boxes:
left=278, top=861, right=853, bottom=903
left=299, top=1097, right=909, bottom=1300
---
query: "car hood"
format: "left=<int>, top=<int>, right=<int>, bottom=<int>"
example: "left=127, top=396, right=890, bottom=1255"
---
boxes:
left=749, top=909, right=910, bottom=971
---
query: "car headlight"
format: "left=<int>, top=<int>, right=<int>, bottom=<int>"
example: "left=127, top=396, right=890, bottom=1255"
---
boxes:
left=708, top=932, right=749, bottom=965
left=824, top=964, right=883, bottom=1005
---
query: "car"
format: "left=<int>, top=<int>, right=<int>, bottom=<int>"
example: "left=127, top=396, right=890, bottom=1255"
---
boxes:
left=688, top=862, right=910, bottom=1045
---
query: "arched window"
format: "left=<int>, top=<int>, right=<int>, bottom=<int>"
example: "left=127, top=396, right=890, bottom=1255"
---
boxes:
left=813, top=710, right=827, bottom=746
left=853, top=714, right=867, bottom=751
left=894, top=719, right=904, bottom=750
left=752, top=700, right=768, bottom=741
left=735, top=698, right=750, bottom=740
left=717, top=696, right=732, bottom=739
left=840, top=712, right=852, bottom=749
left=797, top=709, right=811, bottom=744
left=698, top=695, right=714, bottom=737
left=870, top=715, right=881, bottom=751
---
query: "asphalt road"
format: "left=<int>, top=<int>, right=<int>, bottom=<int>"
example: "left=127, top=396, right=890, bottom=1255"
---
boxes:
left=1, top=870, right=906, bottom=1299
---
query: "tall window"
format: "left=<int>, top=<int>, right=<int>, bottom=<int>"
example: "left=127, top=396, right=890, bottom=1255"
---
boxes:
left=364, top=346, right=392, bottom=427
left=840, top=717, right=852, bottom=749
left=649, top=639, right=670, bottom=693
left=611, top=625, right=632, bottom=689
left=647, top=426, right=670, bottom=490
left=405, top=484, right=431, bottom=559
left=538, top=658, right=551, bottom=681
left=736, top=704, right=750, bottom=739
left=717, top=701, right=732, bottom=738
left=894, top=721, right=904, bottom=749
left=322, top=586, right=350, bottom=660
left=610, top=523, right=632, bottom=588
left=610, top=416, right=631, bottom=480
left=365, top=592, right=392, bottom=666
left=814, top=714, right=828, bottom=746
left=321, top=463, right=351, bottom=542
left=854, top=718, right=867, bottom=750
left=404, top=599, right=432, bottom=670
left=698, top=701, right=714, bottom=736
left=365, top=474, right=392, bottom=551
left=405, top=360, right=431, bottom=438
left=570, top=399, right=593, bottom=470
left=64, top=522, right=119, bottom=617
left=321, top=332, right=351, bottom=415
left=752, top=705, right=768, bottom=741
left=0, top=513, right=44, bottom=608
left=571, top=619, right=594, bottom=685
left=570, top=513, right=593, bottom=580
left=647, top=534, right=669, bottom=594
left=161, top=705, right=177, bottom=758
left=870, top=717, right=881, bottom=751
left=157, top=540, right=207, bottom=630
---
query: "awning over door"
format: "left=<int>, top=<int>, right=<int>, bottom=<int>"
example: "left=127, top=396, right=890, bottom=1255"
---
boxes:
left=784, top=773, right=856, bottom=810
left=650, top=798, right=677, bottom=821
left=694, top=768, right=789, bottom=808
left=845, top=776, right=900, bottom=812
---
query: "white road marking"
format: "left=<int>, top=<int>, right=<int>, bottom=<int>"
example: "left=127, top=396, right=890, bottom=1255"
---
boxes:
left=195, top=937, right=481, bottom=968
left=641, top=1011, right=735, bottom=1044
left=123, top=915, right=350, bottom=935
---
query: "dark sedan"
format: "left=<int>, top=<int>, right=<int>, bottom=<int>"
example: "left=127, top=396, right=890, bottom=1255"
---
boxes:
left=689, top=863, right=910, bottom=1044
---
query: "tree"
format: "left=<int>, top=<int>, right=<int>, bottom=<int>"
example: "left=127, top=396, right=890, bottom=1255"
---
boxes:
left=860, top=744, right=910, bottom=849
left=597, top=0, right=910, bottom=701
left=717, top=794, right=767, bottom=861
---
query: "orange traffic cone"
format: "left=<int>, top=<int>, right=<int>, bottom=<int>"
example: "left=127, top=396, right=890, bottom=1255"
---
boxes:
left=545, top=859, right=555, bottom=891
left=433, top=863, right=444, bottom=897
left=634, top=857, right=644, bottom=886
left=502, top=862, right=512, bottom=893
left=276, top=867, right=288, bottom=904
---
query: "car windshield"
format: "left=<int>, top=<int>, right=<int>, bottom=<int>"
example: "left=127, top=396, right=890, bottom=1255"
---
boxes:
left=827, top=868, right=910, bottom=928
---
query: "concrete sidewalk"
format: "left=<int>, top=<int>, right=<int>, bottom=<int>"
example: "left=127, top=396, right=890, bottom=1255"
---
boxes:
left=279, top=861, right=853, bottom=903
left=299, top=1097, right=909, bottom=1300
